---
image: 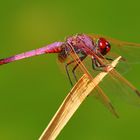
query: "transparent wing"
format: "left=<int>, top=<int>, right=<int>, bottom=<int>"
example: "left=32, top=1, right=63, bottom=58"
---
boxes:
left=68, top=37, right=140, bottom=111
left=65, top=44, right=119, bottom=118
left=99, top=71, right=140, bottom=107
left=92, top=86, right=119, bottom=118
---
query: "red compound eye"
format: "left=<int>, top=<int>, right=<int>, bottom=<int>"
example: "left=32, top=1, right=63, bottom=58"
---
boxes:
left=98, top=38, right=111, bottom=55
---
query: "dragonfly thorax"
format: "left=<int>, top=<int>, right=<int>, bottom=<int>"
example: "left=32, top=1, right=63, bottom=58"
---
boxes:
left=58, top=44, right=68, bottom=62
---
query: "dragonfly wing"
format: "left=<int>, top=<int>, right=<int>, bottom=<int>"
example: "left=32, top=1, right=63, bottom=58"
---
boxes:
left=93, top=86, right=119, bottom=118
left=65, top=43, right=125, bottom=118
left=77, top=38, right=140, bottom=108
left=100, top=69, right=140, bottom=107
left=65, top=40, right=140, bottom=115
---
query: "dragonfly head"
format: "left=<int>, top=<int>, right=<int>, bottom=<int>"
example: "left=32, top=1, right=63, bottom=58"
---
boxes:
left=97, top=38, right=111, bottom=55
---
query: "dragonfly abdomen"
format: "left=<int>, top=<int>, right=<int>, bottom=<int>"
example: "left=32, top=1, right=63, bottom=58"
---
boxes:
left=45, top=42, right=63, bottom=53
left=0, top=42, right=63, bottom=65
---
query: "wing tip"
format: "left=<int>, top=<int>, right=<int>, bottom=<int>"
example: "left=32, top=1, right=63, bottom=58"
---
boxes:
left=135, top=89, right=140, bottom=97
left=108, top=102, right=119, bottom=118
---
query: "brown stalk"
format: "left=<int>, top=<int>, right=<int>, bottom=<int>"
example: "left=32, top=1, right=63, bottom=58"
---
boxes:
left=39, top=56, right=122, bottom=140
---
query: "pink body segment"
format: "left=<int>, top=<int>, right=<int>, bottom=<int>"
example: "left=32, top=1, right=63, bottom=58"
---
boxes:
left=0, top=42, right=63, bottom=65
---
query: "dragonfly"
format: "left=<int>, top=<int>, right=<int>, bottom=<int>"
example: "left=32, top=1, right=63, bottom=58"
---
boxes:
left=1, top=33, right=140, bottom=117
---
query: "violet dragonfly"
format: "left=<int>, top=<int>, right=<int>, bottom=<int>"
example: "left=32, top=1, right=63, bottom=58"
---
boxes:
left=1, top=33, right=140, bottom=117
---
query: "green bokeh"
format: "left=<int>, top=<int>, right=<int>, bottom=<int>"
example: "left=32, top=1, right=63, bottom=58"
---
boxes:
left=0, top=0, right=140, bottom=140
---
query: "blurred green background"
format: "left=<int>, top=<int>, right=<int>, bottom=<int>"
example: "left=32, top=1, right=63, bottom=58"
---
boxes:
left=0, top=0, right=140, bottom=140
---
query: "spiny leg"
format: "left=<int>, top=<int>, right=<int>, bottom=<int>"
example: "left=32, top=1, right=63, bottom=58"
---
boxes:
left=92, top=57, right=115, bottom=72
left=72, top=55, right=87, bottom=82
left=65, top=55, right=86, bottom=86
left=105, top=57, right=114, bottom=61
left=92, top=57, right=106, bottom=71
left=65, top=60, right=75, bottom=86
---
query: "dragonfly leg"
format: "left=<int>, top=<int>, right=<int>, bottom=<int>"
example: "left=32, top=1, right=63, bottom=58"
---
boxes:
left=72, top=55, right=87, bottom=82
left=105, top=57, right=114, bottom=61
left=65, top=55, right=86, bottom=86
left=65, top=60, right=75, bottom=86
left=92, top=58, right=114, bottom=72
left=92, top=57, right=110, bottom=71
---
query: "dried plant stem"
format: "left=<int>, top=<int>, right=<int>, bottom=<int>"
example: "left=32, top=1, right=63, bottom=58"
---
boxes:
left=39, top=56, right=122, bottom=140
